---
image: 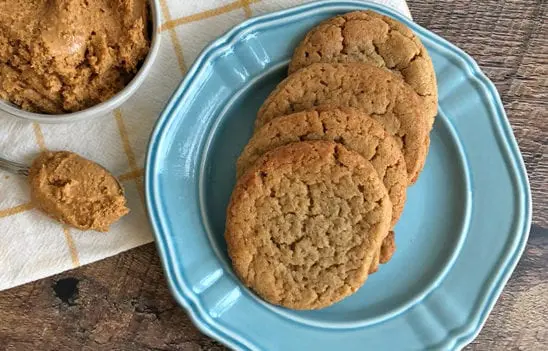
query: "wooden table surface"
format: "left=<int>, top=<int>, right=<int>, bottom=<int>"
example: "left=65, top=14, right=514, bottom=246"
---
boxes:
left=1, top=0, right=546, bottom=350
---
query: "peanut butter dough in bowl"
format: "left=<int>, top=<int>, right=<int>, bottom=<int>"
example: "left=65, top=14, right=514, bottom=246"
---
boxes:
left=0, top=0, right=161, bottom=123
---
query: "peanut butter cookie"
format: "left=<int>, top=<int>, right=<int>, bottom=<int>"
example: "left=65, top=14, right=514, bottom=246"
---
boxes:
left=256, top=63, right=430, bottom=183
left=225, top=141, right=392, bottom=309
left=289, top=10, right=437, bottom=127
left=238, top=107, right=405, bottom=272
left=239, top=107, right=406, bottom=227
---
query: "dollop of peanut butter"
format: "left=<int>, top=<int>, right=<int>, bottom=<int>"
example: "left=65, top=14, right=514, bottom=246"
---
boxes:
left=29, top=151, right=129, bottom=232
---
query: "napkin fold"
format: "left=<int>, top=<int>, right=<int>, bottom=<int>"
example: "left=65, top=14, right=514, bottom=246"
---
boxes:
left=0, top=0, right=410, bottom=291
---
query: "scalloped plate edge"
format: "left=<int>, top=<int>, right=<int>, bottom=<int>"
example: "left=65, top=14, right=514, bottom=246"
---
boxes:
left=145, top=1, right=532, bottom=350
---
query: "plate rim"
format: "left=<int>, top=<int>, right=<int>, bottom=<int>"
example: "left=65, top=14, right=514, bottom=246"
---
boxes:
left=196, top=66, right=475, bottom=330
left=144, top=1, right=532, bottom=350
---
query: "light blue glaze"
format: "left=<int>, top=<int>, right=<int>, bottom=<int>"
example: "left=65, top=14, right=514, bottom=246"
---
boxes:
left=145, top=1, right=532, bottom=350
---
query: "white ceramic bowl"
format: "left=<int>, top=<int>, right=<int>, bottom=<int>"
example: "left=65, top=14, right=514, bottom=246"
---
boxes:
left=0, top=0, right=161, bottom=124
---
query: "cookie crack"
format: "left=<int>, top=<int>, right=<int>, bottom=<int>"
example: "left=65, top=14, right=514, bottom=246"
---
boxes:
left=332, top=145, right=344, bottom=168
left=306, top=183, right=314, bottom=215
left=379, top=17, right=413, bottom=40
left=339, top=17, right=349, bottom=56
left=321, top=121, right=328, bottom=134
left=368, top=141, right=382, bottom=163
left=371, top=40, right=384, bottom=64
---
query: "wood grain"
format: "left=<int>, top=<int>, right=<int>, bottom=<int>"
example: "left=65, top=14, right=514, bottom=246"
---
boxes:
left=0, top=0, right=546, bottom=350
left=411, top=0, right=547, bottom=228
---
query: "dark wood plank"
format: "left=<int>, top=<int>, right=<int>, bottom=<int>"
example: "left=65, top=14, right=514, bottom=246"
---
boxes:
left=0, top=0, right=546, bottom=350
left=411, top=0, right=548, bottom=227
left=0, top=244, right=224, bottom=351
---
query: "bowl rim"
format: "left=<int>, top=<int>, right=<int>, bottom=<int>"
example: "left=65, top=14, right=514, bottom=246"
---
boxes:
left=0, top=0, right=161, bottom=124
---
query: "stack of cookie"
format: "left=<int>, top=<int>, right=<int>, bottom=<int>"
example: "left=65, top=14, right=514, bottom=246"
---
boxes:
left=225, top=10, right=437, bottom=310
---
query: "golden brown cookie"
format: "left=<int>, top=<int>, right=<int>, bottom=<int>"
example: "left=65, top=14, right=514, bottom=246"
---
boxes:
left=238, top=108, right=404, bottom=272
left=238, top=107, right=406, bottom=227
left=379, top=231, right=396, bottom=264
left=288, top=10, right=437, bottom=127
left=369, top=231, right=397, bottom=273
left=225, top=141, right=392, bottom=309
left=256, top=62, right=430, bottom=184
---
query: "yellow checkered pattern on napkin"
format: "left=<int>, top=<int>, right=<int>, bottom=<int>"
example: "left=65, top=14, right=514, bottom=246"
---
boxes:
left=0, top=0, right=410, bottom=291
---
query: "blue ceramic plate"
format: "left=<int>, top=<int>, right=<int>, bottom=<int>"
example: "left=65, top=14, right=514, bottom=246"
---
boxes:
left=145, top=1, right=531, bottom=350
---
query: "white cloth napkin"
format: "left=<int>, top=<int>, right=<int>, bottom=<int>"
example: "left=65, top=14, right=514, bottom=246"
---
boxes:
left=0, top=0, right=410, bottom=291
